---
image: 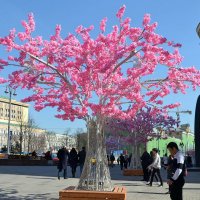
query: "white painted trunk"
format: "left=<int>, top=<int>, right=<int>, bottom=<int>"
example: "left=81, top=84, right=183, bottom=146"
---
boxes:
left=76, top=119, right=113, bottom=191
left=130, top=132, right=142, bottom=169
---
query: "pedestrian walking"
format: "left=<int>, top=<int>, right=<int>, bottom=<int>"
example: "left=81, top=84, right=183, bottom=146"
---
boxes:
left=163, top=153, right=168, bottom=169
left=119, top=154, right=125, bottom=170
left=147, top=151, right=159, bottom=184
left=128, top=153, right=132, bottom=167
left=166, top=155, right=174, bottom=194
left=110, top=153, right=115, bottom=168
left=140, top=149, right=151, bottom=181
left=147, top=148, right=163, bottom=187
left=167, top=142, right=185, bottom=200
left=57, top=146, right=69, bottom=180
left=124, top=155, right=128, bottom=169
left=186, top=153, right=193, bottom=168
left=78, top=147, right=86, bottom=175
left=32, top=150, right=37, bottom=159
left=69, top=148, right=78, bottom=178
left=117, top=157, right=120, bottom=165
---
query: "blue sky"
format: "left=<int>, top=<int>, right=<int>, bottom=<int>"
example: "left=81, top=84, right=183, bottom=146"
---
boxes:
left=0, top=0, right=200, bottom=134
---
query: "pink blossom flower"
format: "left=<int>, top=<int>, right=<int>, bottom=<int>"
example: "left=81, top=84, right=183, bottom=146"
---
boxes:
left=100, top=17, right=107, bottom=32
left=0, top=6, right=199, bottom=123
left=143, top=14, right=151, bottom=26
left=116, top=5, right=126, bottom=19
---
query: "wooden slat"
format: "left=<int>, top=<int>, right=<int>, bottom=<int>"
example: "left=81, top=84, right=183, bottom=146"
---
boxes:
left=59, top=186, right=126, bottom=200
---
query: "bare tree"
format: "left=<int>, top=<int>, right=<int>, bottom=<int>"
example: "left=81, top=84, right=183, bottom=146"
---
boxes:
left=16, top=111, right=28, bottom=156
left=62, top=128, right=71, bottom=147
left=45, top=131, right=56, bottom=150
left=32, top=133, right=46, bottom=153
left=24, top=116, right=36, bottom=154
left=75, top=128, right=87, bottom=151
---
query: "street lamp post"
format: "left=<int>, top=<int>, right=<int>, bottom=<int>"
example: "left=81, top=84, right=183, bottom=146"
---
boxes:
left=196, top=23, right=200, bottom=166
left=4, top=86, right=17, bottom=154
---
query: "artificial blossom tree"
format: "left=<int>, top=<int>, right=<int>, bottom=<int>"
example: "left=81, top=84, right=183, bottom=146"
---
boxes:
left=0, top=5, right=200, bottom=191
left=106, top=107, right=178, bottom=168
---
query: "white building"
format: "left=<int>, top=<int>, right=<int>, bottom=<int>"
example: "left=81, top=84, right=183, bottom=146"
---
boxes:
left=46, top=133, right=77, bottom=152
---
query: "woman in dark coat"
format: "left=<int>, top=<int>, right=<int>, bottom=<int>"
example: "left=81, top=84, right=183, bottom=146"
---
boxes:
left=69, top=148, right=78, bottom=178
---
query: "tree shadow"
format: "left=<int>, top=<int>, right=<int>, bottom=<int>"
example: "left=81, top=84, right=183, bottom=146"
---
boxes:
left=114, top=182, right=144, bottom=186
left=128, top=191, right=166, bottom=195
left=0, top=166, right=81, bottom=178
left=183, top=188, right=200, bottom=190
left=0, top=188, right=58, bottom=200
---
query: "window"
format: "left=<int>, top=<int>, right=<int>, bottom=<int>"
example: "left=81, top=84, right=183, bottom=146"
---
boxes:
left=0, top=108, right=3, bottom=118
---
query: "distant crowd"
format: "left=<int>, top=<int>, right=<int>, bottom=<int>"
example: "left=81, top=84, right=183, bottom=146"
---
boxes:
left=57, top=146, right=86, bottom=179
left=39, top=141, right=192, bottom=200
left=106, top=142, right=192, bottom=200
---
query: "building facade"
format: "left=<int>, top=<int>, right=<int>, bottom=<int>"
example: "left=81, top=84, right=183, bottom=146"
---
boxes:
left=47, top=133, right=77, bottom=152
left=0, top=97, right=29, bottom=151
left=0, top=97, right=47, bottom=153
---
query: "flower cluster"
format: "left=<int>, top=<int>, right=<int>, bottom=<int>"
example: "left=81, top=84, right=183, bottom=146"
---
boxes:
left=106, top=107, right=178, bottom=145
left=0, top=5, right=199, bottom=122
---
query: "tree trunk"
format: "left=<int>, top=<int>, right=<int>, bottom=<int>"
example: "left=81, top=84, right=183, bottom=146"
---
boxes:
left=19, top=133, right=22, bottom=157
left=130, top=132, right=142, bottom=169
left=28, top=138, right=30, bottom=154
left=76, top=118, right=113, bottom=191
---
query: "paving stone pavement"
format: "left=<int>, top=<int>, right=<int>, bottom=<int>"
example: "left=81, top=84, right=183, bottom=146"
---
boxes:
left=0, top=165, right=199, bottom=200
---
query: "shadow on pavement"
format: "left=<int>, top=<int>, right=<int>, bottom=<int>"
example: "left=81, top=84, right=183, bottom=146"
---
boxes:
left=0, top=166, right=81, bottom=179
left=0, top=188, right=57, bottom=200
left=183, top=188, right=200, bottom=190
left=0, top=165, right=200, bottom=184
left=128, top=191, right=166, bottom=195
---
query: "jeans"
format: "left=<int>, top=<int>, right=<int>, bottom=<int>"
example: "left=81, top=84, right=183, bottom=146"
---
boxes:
left=150, top=168, right=163, bottom=185
left=71, top=166, right=77, bottom=178
left=80, top=163, right=84, bottom=175
left=58, top=168, right=67, bottom=179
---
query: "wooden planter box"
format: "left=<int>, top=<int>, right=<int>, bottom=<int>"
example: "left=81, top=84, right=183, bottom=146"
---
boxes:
left=0, top=159, right=49, bottom=166
left=59, top=186, right=126, bottom=200
left=123, top=169, right=144, bottom=176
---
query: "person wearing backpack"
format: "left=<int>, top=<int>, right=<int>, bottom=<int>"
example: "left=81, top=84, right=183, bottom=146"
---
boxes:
left=167, top=142, right=185, bottom=200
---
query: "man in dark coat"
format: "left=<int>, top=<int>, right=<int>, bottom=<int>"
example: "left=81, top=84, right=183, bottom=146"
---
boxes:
left=78, top=147, right=86, bottom=175
left=69, top=148, right=78, bottom=178
left=119, top=154, right=125, bottom=170
left=110, top=153, right=115, bottom=168
left=141, top=149, right=151, bottom=181
left=57, top=146, right=69, bottom=179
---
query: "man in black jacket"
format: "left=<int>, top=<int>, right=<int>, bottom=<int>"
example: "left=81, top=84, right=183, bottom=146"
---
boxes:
left=57, top=147, right=69, bottom=179
left=167, top=142, right=185, bottom=200
left=141, top=149, right=151, bottom=181
left=78, top=147, right=86, bottom=175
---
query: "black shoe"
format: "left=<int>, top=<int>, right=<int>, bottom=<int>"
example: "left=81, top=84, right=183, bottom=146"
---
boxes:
left=158, top=184, right=163, bottom=187
left=146, top=183, right=152, bottom=186
left=58, top=172, right=60, bottom=180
